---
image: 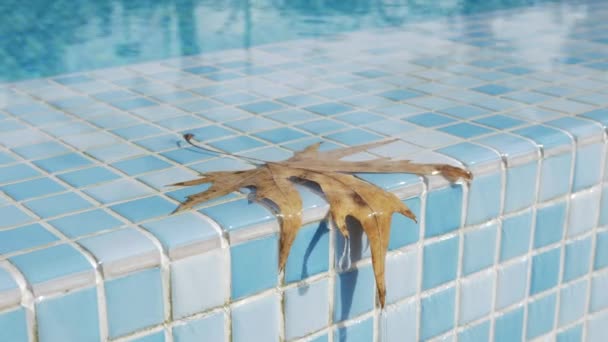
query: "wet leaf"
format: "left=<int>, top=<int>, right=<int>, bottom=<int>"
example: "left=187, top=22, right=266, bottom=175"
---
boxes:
left=171, top=138, right=471, bottom=307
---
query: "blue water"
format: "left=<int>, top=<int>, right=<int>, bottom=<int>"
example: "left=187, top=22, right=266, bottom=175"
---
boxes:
left=0, top=0, right=564, bottom=82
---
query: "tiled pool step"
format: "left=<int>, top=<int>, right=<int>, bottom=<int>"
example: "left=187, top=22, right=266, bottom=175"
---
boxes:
left=2, top=2, right=608, bottom=341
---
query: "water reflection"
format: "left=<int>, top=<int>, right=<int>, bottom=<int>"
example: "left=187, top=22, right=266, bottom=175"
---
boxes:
left=0, top=0, right=596, bottom=82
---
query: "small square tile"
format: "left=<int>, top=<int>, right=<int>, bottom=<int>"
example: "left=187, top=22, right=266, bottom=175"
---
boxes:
left=563, top=236, right=592, bottom=282
left=105, top=268, right=164, bottom=338
left=380, top=298, right=417, bottom=342
left=110, top=196, right=175, bottom=222
left=473, top=84, right=513, bottom=95
left=36, top=287, right=100, bottom=342
left=266, top=109, right=318, bottom=124
left=225, top=117, right=281, bottom=132
left=0, top=205, right=33, bottom=228
left=200, top=199, right=275, bottom=232
left=440, top=105, right=490, bottom=119
left=161, top=148, right=214, bottom=165
left=112, top=124, right=163, bottom=140
left=459, top=271, right=494, bottom=324
left=141, top=212, right=220, bottom=253
left=385, top=248, right=419, bottom=304
left=527, top=293, right=557, bottom=339
left=466, top=172, right=501, bottom=225
left=425, top=185, right=462, bottom=238
left=304, top=103, right=353, bottom=116
left=573, top=143, right=603, bottom=191
left=155, top=115, right=208, bottom=130
left=84, top=179, right=154, bottom=204
left=587, top=311, right=608, bottom=342
left=595, top=231, right=608, bottom=270
left=9, top=244, right=92, bottom=286
left=504, top=162, right=538, bottom=213
left=558, top=279, right=588, bottom=326
left=112, top=97, right=157, bottom=111
left=129, top=331, right=165, bottom=342
left=335, top=111, right=385, bottom=125
left=284, top=278, right=329, bottom=340
left=0, top=308, right=28, bottom=342
left=12, top=141, right=70, bottom=160
left=474, top=114, right=525, bottom=129
left=253, top=127, right=308, bottom=144
left=496, top=257, right=528, bottom=309
left=406, top=112, right=456, bottom=127
left=458, top=321, right=490, bottom=342
left=24, top=192, right=92, bottom=218
left=539, top=153, right=573, bottom=202
left=494, top=307, right=524, bottom=342
left=177, top=99, right=221, bottom=112
left=590, top=271, right=608, bottom=312
left=111, top=156, right=172, bottom=176
left=230, top=235, right=278, bottom=299
left=182, top=125, right=236, bottom=142
left=0, top=223, right=58, bottom=254
left=557, top=324, right=582, bottom=342
left=232, top=293, right=280, bottom=342
left=49, top=209, right=123, bottom=238
left=285, top=222, right=329, bottom=283
left=334, top=264, right=375, bottom=322
left=1, top=178, right=65, bottom=201
left=326, top=129, right=382, bottom=146
left=333, top=317, right=373, bottom=342
left=239, top=101, right=284, bottom=114
left=420, top=286, right=456, bottom=340
left=500, top=210, right=533, bottom=261
left=439, top=122, right=492, bottom=138
left=530, top=247, right=561, bottom=295
left=534, top=201, right=567, bottom=248
left=378, top=89, right=422, bottom=101
left=277, top=94, right=322, bottom=107
left=388, top=197, right=421, bottom=250
left=423, top=235, right=459, bottom=290
left=173, top=311, right=225, bottom=342
left=87, top=143, right=147, bottom=163
left=0, top=164, right=40, bottom=184
left=33, top=153, right=92, bottom=173
left=462, top=222, right=498, bottom=275
left=57, top=166, right=120, bottom=188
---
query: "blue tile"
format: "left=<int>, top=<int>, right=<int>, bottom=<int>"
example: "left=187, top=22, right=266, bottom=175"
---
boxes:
left=33, top=153, right=92, bottom=173
left=156, top=115, right=208, bottom=130
left=12, top=141, right=70, bottom=160
left=388, top=197, right=420, bottom=250
left=136, top=134, right=181, bottom=152
left=153, top=91, right=196, bottom=103
left=0, top=223, right=58, bottom=254
left=500, top=210, right=532, bottom=261
left=438, top=142, right=500, bottom=167
left=55, top=74, right=93, bottom=84
left=587, top=311, right=608, bottom=342
left=232, top=293, right=280, bottom=342
left=573, top=143, right=603, bottom=191
left=24, top=192, right=92, bottom=218
left=141, top=213, right=219, bottom=253
left=459, top=271, right=494, bottom=324
left=277, top=94, right=321, bottom=107
left=0, top=267, right=17, bottom=292
left=335, top=111, right=384, bottom=125
left=253, top=127, right=308, bottom=144
left=304, top=103, right=353, bottom=116
left=379, top=89, right=422, bottom=101
left=87, top=142, right=147, bottom=163
left=110, top=196, right=175, bottom=222
left=466, top=172, right=501, bottom=225
left=92, top=89, right=135, bottom=102
left=230, top=235, right=278, bottom=299
left=527, top=293, right=557, bottom=339
left=225, top=117, right=281, bottom=132
left=423, top=235, right=459, bottom=290
left=205, top=71, right=242, bottom=81
left=0, top=151, right=15, bottom=165
left=209, top=136, right=265, bottom=153
left=201, top=199, right=275, bottom=232
left=239, top=101, right=284, bottom=114
left=530, top=247, right=561, bottom=295
left=9, top=244, right=92, bottom=285
left=504, top=162, right=538, bottom=213
left=558, top=279, right=588, bottom=326
left=0, top=205, right=33, bottom=228
left=106, top=268, right=164, bottom=338
left=425, top=185, right=462, bottom=238
left=57, top=166, right=120, bottom=187
left=474, top=114, right=525, bottom=129
left=334, top=318, right=374, bottom=342
left=111, top=156, right=172, bottom=176
left=458, top=321, right=489, bottom=342
left=420, top=286, right=456, bottom=340
left=440, top=105, right=490, bottom=119
left=557, top=324, right=582, bottom=342
left=190, top=157, right=251, bottom=173
left=213, top=92, right=260, bottom=105
left=380, top=298, right=417, bottom=342
left=501, top=66, right=533, bottom=75
left=285, top=222, right=329, bottom=283
left=494, top=307, right=524, bottom=342
left=182, top=125, right=236, bottom=142
left=355, top=69, right=388, bottom=78
left=534, top=201, right=566, bottom=248
left=406, top=112, right=456, bottom=127
left=563, top=237, right=592, bottom=282
left=173, top=312, right=225, bottom=342
left=590, top=272, right=608, bottom=313
left=496, top=258, right=528, bottom=309
left=439, top=122, right=492, bottom=138
left=463, top=223, right=498, bottom=275
left=581, top=108, right=608, bottom=126
left=184, top=65, right=219, bottom=74
left=267, top=109, right=319, bottom=124
left=0, top=164, right=40, bottom=184
left=334, top=264, right=375, bottom=322
left=112, top=124, right=163, bottom=140
left=36, top=287, right=100, bottom=342
left=596, top=231, right=608, bottom=270
left=112, top=97, right=157, bottom=110
left=297, top=119, right=347, bottom=134
left=49, top=209, right=123, bottom=238
left=130, top=331, right=165, bottom=342
left=84, top=179, right=153, bottom=204
left=161, top=148, right=214, bottom=164
left=284, top=278, right=329, bottom=340
left=546, top=116, right=604, bottom=141
left=385, top=249, right=419, bottom=304
left=514, top=125, right=572, bottom=150
left=1, top=178, right=65, bottom=201
left=51, top=96, right=96, bottom=109
left=198, top=107, right=251, bottom=122
left=539, top=153, right=573, bottom=201
left=326, top=129, right=383, bottom=146
left=0, top=308, right=28, bottom=342
left=473, top=84, right=513, bottom=95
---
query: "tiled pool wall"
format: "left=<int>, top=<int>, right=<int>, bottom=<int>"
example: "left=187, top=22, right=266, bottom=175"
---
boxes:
left=1, top=2, right=608, bottom=342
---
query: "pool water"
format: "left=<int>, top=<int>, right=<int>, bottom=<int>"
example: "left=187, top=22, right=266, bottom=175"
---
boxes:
left=0, top=0, right=566, bottom=82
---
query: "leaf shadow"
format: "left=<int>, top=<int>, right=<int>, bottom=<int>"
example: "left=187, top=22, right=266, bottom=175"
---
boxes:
left=336, top=216, right=364, bottom=325
left=298, top=221, right=329, bottom=296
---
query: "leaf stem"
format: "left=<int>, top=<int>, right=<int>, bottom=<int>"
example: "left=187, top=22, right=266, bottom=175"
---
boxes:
left=182, top=133, right=266, bottom=165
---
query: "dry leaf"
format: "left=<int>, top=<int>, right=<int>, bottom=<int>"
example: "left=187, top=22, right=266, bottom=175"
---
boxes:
left=172, top=135, right=471, bottom=307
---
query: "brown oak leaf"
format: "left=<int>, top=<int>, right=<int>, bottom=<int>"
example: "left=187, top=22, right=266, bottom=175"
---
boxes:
left=171, top=135, right=471, bottom=307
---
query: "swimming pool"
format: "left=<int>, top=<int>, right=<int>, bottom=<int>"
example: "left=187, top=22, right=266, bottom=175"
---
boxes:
left=0, top=0, right=569, bottom=82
